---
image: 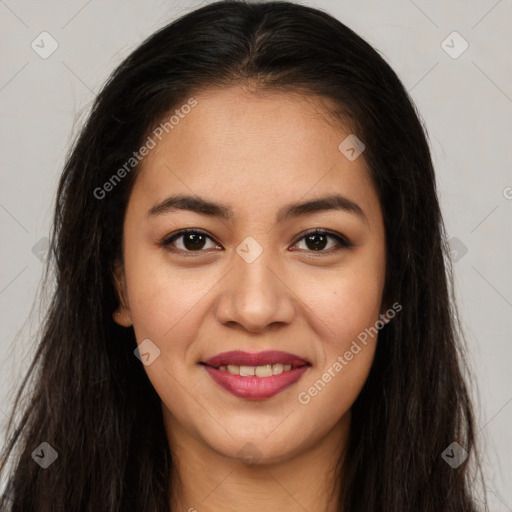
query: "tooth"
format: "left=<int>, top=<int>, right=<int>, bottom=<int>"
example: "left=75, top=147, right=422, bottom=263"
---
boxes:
left=219, top=364, right=295, bottom=377
left=272, top=363, right=284, bottom=375
left=227, top=365, right=240, bottom=375
left=239, top=365, right=255, bottom=376
left=255, top=364, right=273, bottom=377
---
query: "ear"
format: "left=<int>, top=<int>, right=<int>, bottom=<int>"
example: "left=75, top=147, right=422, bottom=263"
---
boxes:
left=112, top=259, right=133, bottom=328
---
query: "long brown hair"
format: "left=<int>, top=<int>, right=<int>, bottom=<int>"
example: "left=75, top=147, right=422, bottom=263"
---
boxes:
left=0, top=1, right=487, bottom=510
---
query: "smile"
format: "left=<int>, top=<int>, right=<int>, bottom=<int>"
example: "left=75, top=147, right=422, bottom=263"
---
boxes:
left=217, top=363, right=295, bottom=376
left=201, top=350, right=311, bottom=399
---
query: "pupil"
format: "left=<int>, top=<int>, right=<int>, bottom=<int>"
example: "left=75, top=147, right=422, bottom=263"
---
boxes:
left=184, top=233, right=206, bottom=250
left=306, top=234, right=327, bottom=251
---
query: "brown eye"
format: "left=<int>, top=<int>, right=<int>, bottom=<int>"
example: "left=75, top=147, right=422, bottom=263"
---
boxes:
left=292, top=229, right=352, bottom=253
left=181, top=232, right=207, bottom=251
left=162, top=229, right=221, bottom=253
left=161, top=228, right=351, bottom=257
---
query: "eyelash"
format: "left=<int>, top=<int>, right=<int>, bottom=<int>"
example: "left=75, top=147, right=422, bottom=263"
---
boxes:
left=160, top=228, right=353, bottom=257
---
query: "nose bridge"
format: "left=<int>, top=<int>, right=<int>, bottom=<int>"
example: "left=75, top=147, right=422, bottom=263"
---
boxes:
left=215, top=239, right=295, bottom=332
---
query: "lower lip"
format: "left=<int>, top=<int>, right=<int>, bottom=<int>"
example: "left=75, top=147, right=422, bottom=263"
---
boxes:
left=203, top=365, right=310, bottom=399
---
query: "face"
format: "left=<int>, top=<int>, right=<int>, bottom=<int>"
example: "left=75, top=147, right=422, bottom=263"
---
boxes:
left=113, top=86, right=386, bottom=465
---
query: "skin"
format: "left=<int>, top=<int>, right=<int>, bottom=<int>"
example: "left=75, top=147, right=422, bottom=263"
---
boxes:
left=113, top=85, right=386, bottom=512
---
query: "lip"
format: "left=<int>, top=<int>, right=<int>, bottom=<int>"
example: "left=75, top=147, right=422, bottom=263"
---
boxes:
left=201, top=350, right=310, bottom=400
left=202, top=350, right=309, bottom=368
left=203, top=365, right=310, bottom=399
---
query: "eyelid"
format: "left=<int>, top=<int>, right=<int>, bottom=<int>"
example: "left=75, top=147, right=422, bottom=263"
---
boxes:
left=160, top=228, right=353, bottom=255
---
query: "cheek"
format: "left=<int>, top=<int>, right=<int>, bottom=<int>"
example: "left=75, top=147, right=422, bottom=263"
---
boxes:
left=295, top=342, right=375, bottom=437
left=294, top=272, right=382, bottom=421
left=122, top=246, right=215, bottom=364
left=124, top=237, right=208, bottom=322
left=294, top=256, right=384, bottom=409
left=302, top=265, right=384, bottom=345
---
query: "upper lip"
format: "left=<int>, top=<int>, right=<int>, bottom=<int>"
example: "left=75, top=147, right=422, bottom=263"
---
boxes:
left=202, top=350, right=309, bottom=368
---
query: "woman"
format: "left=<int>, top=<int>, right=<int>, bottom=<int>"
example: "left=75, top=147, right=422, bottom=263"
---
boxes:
left=0, top=1, right=487, bottom=510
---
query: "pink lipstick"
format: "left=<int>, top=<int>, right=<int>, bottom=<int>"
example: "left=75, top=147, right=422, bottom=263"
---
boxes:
left=202, top=350, right=310, bottom=400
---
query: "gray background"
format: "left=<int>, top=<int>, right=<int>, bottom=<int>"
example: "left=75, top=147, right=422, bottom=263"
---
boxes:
left=1, top=0, right=511, bottom=508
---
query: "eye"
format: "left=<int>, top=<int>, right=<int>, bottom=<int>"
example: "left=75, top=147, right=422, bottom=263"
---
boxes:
left=160, top=228, right=352, bottom=257
left=291, top=229, right=352, bottom=254
left=161, top=229, right=221, bottom=255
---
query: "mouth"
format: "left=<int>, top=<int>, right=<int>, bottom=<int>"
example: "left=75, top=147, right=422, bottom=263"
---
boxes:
left=202, top=362, right=306, bottom=377
left=200, top=350, right=311, bottom=399
left=201, top=349, right=309, bottom=368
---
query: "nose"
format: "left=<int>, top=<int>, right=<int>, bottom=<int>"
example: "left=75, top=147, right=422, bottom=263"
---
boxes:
left=214, top=248, right=296, bottom=334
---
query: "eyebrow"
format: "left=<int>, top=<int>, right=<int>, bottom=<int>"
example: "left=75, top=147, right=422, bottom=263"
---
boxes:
left=147, top=193, right=367, bottom=224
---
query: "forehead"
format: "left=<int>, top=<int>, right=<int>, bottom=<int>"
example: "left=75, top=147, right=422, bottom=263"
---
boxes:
left=148, top=85, right=350, bottom=165
left=132, top=86, right=378, bottom=220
